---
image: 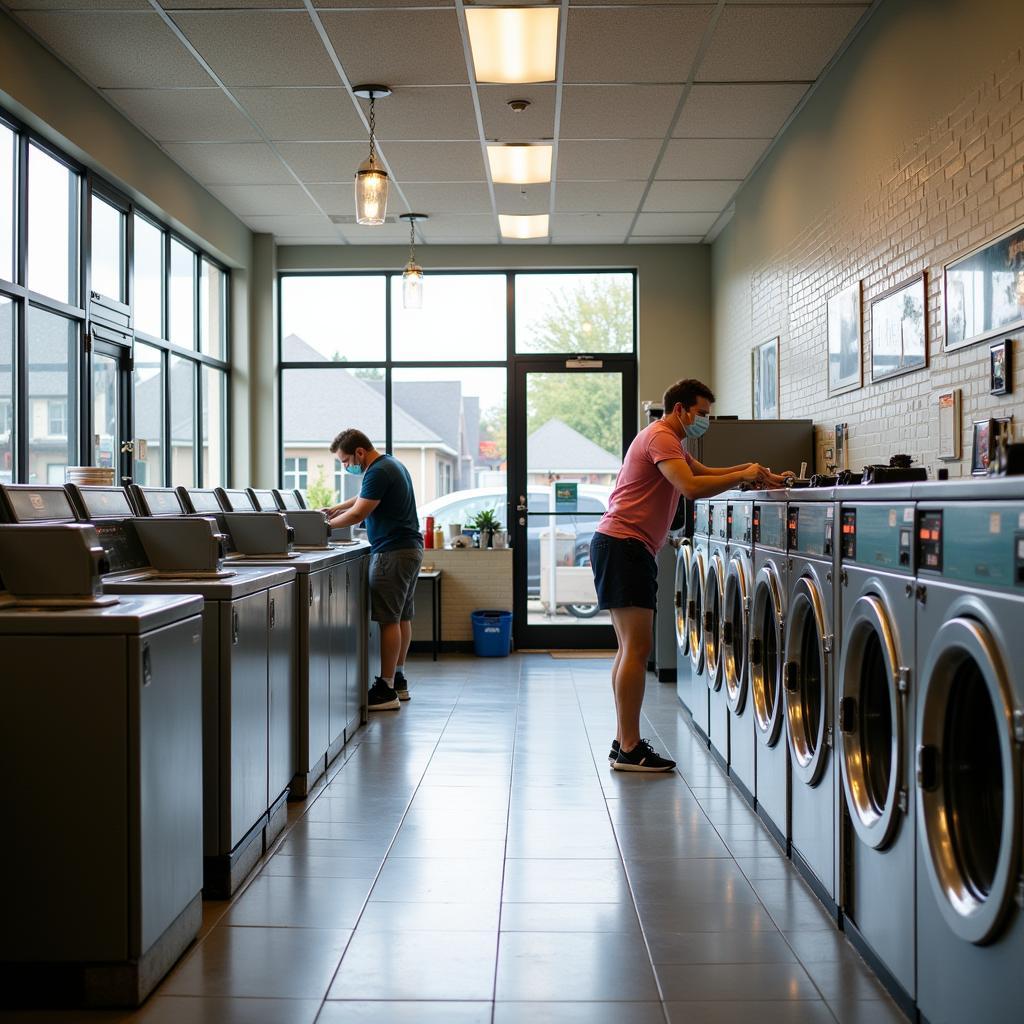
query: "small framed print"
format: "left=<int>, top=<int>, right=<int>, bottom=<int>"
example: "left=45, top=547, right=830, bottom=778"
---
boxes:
left=752, top=337, right=780, bottom=419
left=937, top=389, right=961, bottom=462
left=990, top=338, right=1012, bottom=395
left=828, top=281, right=863, bottom=396
left=971, top=419, right=993, bottom=475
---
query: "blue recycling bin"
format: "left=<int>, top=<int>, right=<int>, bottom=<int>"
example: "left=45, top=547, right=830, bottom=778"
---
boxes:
left=471, top=609, right=513, bottom=657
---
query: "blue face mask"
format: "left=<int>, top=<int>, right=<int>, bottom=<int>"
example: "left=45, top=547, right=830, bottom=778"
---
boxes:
left=684, top=414, right=710, bottom=440
left=345, top=460, right=363, bottom=476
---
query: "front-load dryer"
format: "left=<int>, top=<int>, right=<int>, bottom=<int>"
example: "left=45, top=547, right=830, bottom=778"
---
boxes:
left=705, top=500, right=730, bottom=768
left=836, top=493, right=917, bottom=1012
left=724, top=496, right=755, bottom=807
left=675, top=537, right=695, bottom=714
left=749, top=494, right=790, bottom=850
left=913, top=480, right=1024, bottom=1024
left=687, top=500, right=711, bottom=743
left=783, top=491, right=839, bottom=913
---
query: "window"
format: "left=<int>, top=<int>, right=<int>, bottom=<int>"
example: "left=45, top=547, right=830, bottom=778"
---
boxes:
left=169, top=239, right=196, bottom=350
left=133, top=214, right=163, bottom=338
left=280, top=275, right=386, bottom=363
left=133, top=342, right=163, bottom=487
left=28, top=307, right=75, bottom=483
left=201, top=365, right=227, bottom=487
left=170, top=354, right=196, bottom=486
left=283, top=456, right=308, bottom=492
left=46, top=463, right=65, bottom=484
left=90, top=194, right=125, bottom=302
left=27, top=144, right=79, bottom=305
left=437, top=461, right=453, bottom=496
left=200, top=260, right=227, bottom=359
left=0, top=123, right=14, bottom=283
left=47, top=400, right=66, bottom=437
left=0, top=297, right=12, bottom=480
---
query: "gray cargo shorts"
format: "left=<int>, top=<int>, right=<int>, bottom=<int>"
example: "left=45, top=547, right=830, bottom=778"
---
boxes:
left=368, top=547, right=424, bottom=624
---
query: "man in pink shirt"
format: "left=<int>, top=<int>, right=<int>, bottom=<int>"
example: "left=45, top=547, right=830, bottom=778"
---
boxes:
left=592, top=378, right=788, bottom=772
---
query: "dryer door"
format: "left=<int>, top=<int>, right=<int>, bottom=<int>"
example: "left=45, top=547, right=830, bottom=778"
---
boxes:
left=750, top=562, right=785, bottom=747
left=704, top=552, right=726, bottom=690
left=724, top=553, right=751, bottom=713
left=674, top=542, right=693, bottom=655
left=917, top=615, right=1021, bottom=945
left=784, top=570, right=831, bottom=786
left=687, top=549, right=706, bottom=675
left=838, top=593, right=904, bottom=849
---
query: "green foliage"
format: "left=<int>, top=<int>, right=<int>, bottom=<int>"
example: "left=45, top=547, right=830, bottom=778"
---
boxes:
left=528, top=372, right=621, bottom=458
left=470, top=508, right=502, bottom=532
left=306, top=465, right=335, bottom=510
left=525, top=278, right=633, bottom=355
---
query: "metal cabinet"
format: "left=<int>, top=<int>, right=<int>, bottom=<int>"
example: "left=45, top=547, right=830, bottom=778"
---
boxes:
left=304, top=568, right=331, bottom=777
left=267, top=581, right=296, bottom=804
left=348, top=559, right=369, bottom=736
left=328, top=564, right=348, bottom=760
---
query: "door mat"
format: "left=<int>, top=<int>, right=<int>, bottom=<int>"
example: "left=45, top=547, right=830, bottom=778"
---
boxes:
left=548, top=650, right=615, bottom=659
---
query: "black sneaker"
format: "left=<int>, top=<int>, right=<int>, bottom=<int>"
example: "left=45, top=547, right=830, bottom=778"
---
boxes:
left=613, top=739, right=676, bottom=773
left=394, top=671, right=410, bottom=702
left=608, top=739, right=620, bottom=764
left=367, top=677, right=400, bottom=711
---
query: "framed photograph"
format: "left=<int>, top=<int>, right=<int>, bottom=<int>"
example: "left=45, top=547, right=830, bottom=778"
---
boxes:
left=752, top=337, right=780, bottom=420
left=870, top=274, right=927, bottom=382
left=944, top=221, right=1024, bottom=351
left=990, top=338, right=1012, bottom=395
left=937, top=388, right=961, bottom=462
left=971, top=419, right=993, bottom=475
left=828, top=281, right=862, bottom=395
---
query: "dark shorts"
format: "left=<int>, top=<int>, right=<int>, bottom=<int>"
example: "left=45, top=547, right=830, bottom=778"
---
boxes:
left=589, top=532, right=658, bottom=611
left=369, top=548, right=424, bottom=623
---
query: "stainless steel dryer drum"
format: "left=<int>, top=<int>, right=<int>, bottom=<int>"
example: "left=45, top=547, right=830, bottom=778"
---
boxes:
left=749, top=495, right=790, bottom=850
left=912, top=481, right=1024, bottom=1024
left=705, top=500, right=730, bottom=767
left=836, top=497, right=917, bottom=1011
left=687, top=499, right=711, bottom=742
left=675, top=536, right=695, bottom=713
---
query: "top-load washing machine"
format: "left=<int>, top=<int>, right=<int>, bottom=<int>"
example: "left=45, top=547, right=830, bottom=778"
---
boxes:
left=704, top=500, right=730, bottom=768
left=687, top=499, right=711, bottom=743
left=675, top=528, right=695, bottom=714
left=783, top=489, right=839, bottom=912
left=912, top=479, right=1024, bottom=1024
left=723, top=494, right=755, bottom=807
left=835, top=487, right=917, bottom=1012
left=749, top=492, right=790, bottom=849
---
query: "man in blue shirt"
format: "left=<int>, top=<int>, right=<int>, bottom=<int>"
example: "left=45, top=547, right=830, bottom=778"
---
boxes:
left=325, top=429, right=424, bottom=711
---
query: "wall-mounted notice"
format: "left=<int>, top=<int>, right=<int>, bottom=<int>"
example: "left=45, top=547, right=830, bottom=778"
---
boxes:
left=937, top=388, right=962, bottom=461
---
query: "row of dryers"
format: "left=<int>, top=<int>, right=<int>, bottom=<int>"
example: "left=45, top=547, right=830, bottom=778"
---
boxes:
left=0, top=482, right=374, bottom=1007
left=673, top=479, right=1023, bottom=1024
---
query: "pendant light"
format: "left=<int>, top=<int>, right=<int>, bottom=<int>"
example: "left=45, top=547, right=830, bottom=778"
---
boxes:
left=353, top=85, right=391, bottom=226
left=399, top=213, right=427, bottom=309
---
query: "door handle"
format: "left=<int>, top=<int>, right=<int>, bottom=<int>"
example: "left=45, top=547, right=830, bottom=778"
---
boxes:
left=120, top=440, right=135, bottom=454
left=516, top=504, right=528, bottom=512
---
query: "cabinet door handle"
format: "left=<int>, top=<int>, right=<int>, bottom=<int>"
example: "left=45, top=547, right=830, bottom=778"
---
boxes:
left=270, top=597, right=276, bottom=629
left=142, top=643, right=153, bottom=687
left=232, top=609, right=240, bottom=645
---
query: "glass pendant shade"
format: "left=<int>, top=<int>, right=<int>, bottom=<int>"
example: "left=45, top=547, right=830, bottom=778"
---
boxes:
left=403, top=261, right=424, bottom=309
left=355, top=154, right=389, bottom=226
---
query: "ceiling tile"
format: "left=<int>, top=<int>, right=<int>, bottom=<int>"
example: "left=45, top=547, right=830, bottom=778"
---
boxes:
left=628, top=236, right=706, bottom=245
left=305, top=184, right=359, bottom=215
left=102, top=88, right=260, bottom=142
left=244, top=214, right=337, bottom=237
left=673, top=83, right=808, bottom=138
left=399, top=183, right=493, bottom=215
left=564, top=6, right=715, bottom=84
left=658, top=138, right=768, bottom=179
left=478, top=85, right=556, bottom=141
left=377, top=88, right=479, bottom=142
left=311, top=0, right=454, bottom=7
left=633, top=211, right=718, bottom=235
left=274, top=141, right=369, bottom=181
left=382, top=142, right=487, bottom=183
left=10, top=0, right=150, bottom=8
left=234, top=88, right=365, bottom=142
left=421, top=215, right=498, bottom=243
left=174, top=12, right=340, bottom=87
left=161, top=0, right=304, bottom=7
left=494, top=184, right=551, bottom=216
left=551, top=213, right=633, bottom=242
left=321, top=11, right=468, bottom=87
left=560, top=84, right=682, bottom=140
left=15, top=12, right=210, bottom=88
left=644, top=179, right=740, bottom=212
left=207, top=184, right=321, bottom=216
left=557, top=140, right=662, bottom=181
left=697, top=5, right=868, bottom=82
left=339, top=223, right=414, bottom=245
left=161, top=142, right=293, bottom=185
left=554, top=181, right=646, bottom=213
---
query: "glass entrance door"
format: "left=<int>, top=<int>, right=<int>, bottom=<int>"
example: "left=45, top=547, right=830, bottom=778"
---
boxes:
left=90, top=340, right=131, bottom=483
left=511, top=359, right=635, bottom=649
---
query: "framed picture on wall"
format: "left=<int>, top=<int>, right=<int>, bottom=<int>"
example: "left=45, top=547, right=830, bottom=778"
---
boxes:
left=870, top=274, right=927, bottom=382
left=990, top=337, right=1012, bottom=395
left=944, top=221, right=1024, bottom=351
left=752, top=337, right=780, bottom=419
left=828, top=281, right=863, bottom=395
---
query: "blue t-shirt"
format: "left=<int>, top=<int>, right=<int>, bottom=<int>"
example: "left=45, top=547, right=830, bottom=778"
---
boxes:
left=359, top=454, right=424, bottom=554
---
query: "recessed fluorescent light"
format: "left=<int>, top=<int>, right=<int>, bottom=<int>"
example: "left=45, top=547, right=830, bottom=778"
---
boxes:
left=466, top=7, right=559, bottom=84
left=487, top=144, right=553, bottom=184
left=499, top=213, right=549, bottom=239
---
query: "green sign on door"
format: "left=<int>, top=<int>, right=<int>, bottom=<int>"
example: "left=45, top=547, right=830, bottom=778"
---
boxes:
left=554, top=482, right=578, bottom=512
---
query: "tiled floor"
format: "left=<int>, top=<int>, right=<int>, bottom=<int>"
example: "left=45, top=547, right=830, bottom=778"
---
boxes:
left=7, top=654, right=906, bottom=1024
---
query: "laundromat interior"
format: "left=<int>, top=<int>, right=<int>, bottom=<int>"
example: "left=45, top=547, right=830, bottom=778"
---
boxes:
left=1, top=0, right=1023, bottom=1021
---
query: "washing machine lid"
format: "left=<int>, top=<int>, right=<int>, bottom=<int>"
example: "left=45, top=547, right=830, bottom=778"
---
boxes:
left=674, top=541, right=693, bottom=654
left=917, top=615, right=1022, bottom=945
left=750, top=562, right=785, bottom=746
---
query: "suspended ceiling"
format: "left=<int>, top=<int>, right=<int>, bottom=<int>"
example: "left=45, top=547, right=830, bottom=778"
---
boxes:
left=6, top=1, right=875, bottom=245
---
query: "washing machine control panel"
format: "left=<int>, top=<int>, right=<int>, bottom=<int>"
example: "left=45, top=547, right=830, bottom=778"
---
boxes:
left=787, top=503, right=833, bottom=557
left=919, top=503, right=1024, bottom=589
left=840, top=504, right=914, bottom=571
left=712, top=503, right=729, bottom=539
left=918, top=511, right=943, bottom=571
left=728, top=503, right=753, bottom=545
left=753, top=502, right=786, bottom=551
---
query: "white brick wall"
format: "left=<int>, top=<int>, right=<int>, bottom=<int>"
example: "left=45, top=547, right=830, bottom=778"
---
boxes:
left=411, top=549, right=513, bottom=643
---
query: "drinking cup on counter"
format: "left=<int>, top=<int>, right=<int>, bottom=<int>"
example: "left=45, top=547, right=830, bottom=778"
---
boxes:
left=448, top=523, right=462, bottom=540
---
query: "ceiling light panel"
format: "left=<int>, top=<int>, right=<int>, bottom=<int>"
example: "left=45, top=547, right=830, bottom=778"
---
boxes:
left=466, top=7, right=559, bottom=84
left=487, top=145, right=552, bottom=184
left=499, top=213, right=549, bottom=239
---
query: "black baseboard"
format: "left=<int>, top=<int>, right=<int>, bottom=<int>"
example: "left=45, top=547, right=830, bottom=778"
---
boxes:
left=790, top=846, right=840, bottom=924
left=655, top=666, right=677, bottom=682
left=756, top=806, right=789, bottom=855
left=729, top=773, right=756, bottom=811
left=841, top=916, right=916, bottom=1020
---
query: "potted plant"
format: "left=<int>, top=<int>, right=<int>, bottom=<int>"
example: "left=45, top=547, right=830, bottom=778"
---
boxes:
left=470, top=509, right=502, bottom=548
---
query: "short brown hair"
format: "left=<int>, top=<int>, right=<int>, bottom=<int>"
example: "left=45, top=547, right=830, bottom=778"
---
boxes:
left=330, top=428, right=373, bottom=455
left=663, top=378, right=715, bottom=413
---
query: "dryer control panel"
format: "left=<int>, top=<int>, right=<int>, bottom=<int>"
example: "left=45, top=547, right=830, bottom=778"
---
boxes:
left=788, top=503, right=833, bottom=558
left=840, top=503, right=914, bottom=572
left=918, top=503, right=1024, bottom=590
left=753, top=502, right=787, bottom=551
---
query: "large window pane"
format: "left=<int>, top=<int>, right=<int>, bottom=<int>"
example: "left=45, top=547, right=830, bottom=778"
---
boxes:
left=133, top=342, right=163, bottom=486
left=515, top=272, right=634, bottom=354
left=28, top=307, right=75, bottom=483
left=200, top=260, right=226, bottom=359
left=280, top=275, right=385, bottom=363
left=201, top=365, right=227, bottom=487
left=282, top=367, right=385, bottom=505
left=169, top=239, right=196, bottom=350
left=1, top=297, right=13, bottom=482
left=133, top=214, right=163, bottom=338
left=0, top=124, right=14, bottom=283
left=170, top=354, right=196, bottom=485
left=92, top=351, right=118, bottom=470
left=391, top=274, right=506, bottom=362
left=391, top=367, right=507, bottom=531
left=27, top=144, right=79, bottom=305
left=90, top=195, right=125, bottom=302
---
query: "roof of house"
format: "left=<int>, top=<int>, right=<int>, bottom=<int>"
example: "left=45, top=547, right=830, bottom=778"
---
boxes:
left=526, top=418, right=621, bottom=472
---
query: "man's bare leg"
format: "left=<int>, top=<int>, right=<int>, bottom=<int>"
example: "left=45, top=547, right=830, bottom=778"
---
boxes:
left=610, top=607, right=654, bottom=752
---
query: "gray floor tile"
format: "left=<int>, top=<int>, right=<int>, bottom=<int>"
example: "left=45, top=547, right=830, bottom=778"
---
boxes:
left=802, top=958, right=890, bottom=1002
left=317, top=1001, right=492, bottom=1024
left=647, top=929, right=798, bottom=965
left=635, top=899, right=777, bottom=933
left=355, top=899, right=501, bottom=932
left=386, top=834, right=507, bottom=859
left=502, top=858, right=630, bottom=903
left=499, top=901, right=642, bottom=933
left=260, top=855, right=382, bottom=879
left=656, top=962, right=821, bottom=1001
left=275, top=836, right=393, bottom=860
left=782, top=928, right=861, bottom=965
left=828, top=996, right=910, bottom=1023
left=127, top=996, right=321, bottom=1023
left=370, top=856, right=503, bottom=903
left=494, top=1002, right=666, bottom=1024
left=665, top=1001, right=836, bottom=1023
left=223, top=874, right=373, bottom=929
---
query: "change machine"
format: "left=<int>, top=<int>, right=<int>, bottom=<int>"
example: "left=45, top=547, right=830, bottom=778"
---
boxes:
left=0, top=506, right=204, bottom=1007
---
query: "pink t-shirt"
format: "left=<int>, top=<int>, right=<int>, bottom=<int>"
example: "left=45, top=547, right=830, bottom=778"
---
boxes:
left=597, top=420, right=692, bottom=556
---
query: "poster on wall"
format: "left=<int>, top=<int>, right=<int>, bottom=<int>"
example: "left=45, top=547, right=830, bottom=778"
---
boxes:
left=870, top=274, right=927, bottom=382
left=944, top=222, right=1024, bottom=351
left=752, top=336, right=780, bottom=419
left=937, top=388, right=961, bottom=462
left=827, top=281, right=862, bottom=396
